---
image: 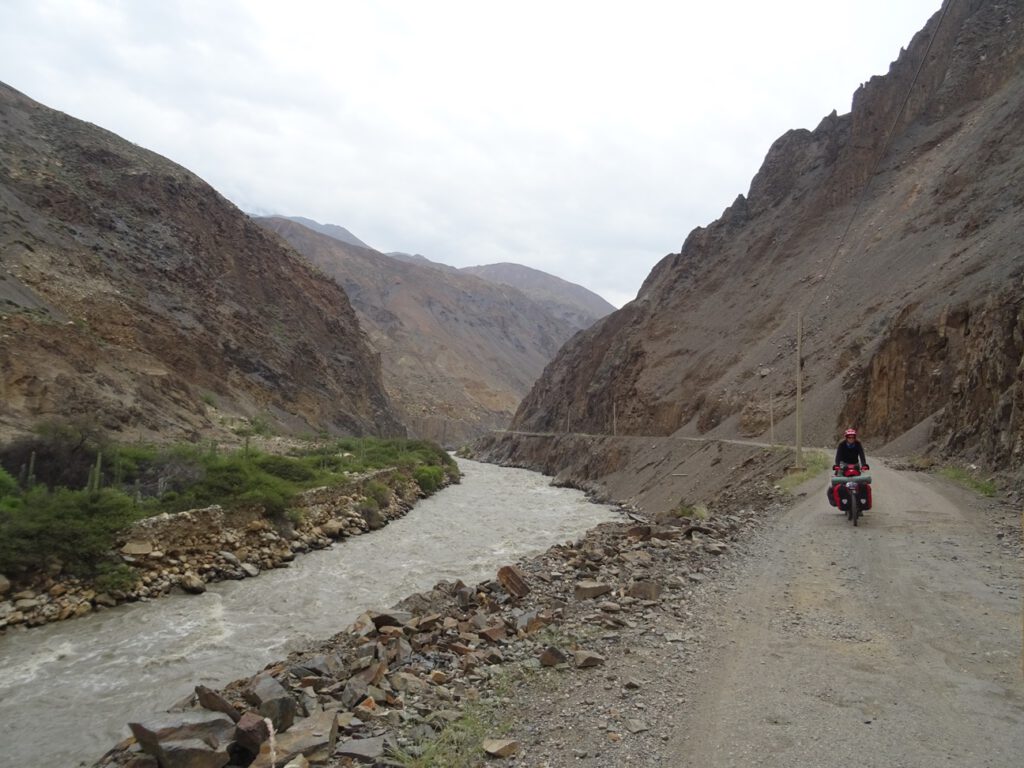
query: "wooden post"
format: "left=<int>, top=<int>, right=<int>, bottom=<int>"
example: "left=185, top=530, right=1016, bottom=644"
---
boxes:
left=795, top=313, right=804, bottom=470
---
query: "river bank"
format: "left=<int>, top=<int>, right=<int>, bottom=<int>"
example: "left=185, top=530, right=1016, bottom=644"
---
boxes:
left=0, top=468, right=452, bottom=633
left=89, top=441, right=793, bottom=767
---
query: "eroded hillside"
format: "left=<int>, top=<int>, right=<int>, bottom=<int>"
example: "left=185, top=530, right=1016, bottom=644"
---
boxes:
left=511, top=0, right=1024, bottom=469
left=0, top=83, right=403, bottom=441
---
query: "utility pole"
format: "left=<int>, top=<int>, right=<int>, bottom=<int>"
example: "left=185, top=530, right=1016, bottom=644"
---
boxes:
left=795, top=313, right=804, bottom=470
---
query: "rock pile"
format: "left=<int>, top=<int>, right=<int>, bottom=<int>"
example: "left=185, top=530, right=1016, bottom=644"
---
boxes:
left=93, top=505, right=767, bottom=767
left=0, top=470, right=434, bottom=633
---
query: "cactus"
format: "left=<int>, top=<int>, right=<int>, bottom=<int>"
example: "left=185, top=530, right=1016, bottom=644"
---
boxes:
left=87, top=451, right=102, bottom=493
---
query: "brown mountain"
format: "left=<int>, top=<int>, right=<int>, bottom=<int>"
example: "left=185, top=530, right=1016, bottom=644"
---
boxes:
left=255, top=216, right=586, bottom=444
left=387, top=253, right=615, bottom=330
left=461, top=262, right=616, bottom=331
left=510, top=0, right=1024, bottom=469
left=0, top=82, right=403, bottom=442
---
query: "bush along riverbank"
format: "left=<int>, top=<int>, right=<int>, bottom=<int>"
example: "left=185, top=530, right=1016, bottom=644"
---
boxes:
left=0, top=429, right=459, bottom=632
left=92, top=476, right=788, bottom=768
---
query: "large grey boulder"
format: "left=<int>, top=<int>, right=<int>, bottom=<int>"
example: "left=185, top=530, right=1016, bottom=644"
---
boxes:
left=250, top=711, right=338, bottom=768
left=244, top=673, right=296, bottom=732
left=128, top=711, right=235, bottom=768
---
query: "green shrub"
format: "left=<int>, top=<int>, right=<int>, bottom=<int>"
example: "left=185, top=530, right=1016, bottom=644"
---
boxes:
left=179, top=456, right=298, bottom=517
left=413, top=465, right=444, bottom=495
left=365, top=479, right=393, bottom=507
left=0, top=487, right=142, bottom=576
left=255, top=454, right=316, bottom=482
left=94, top=561, right=139, bottom=593
left=0, top=466, right=17, bottom=497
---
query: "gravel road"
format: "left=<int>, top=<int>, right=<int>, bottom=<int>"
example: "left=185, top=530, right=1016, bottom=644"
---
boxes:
left=503, top=461, right=1023, bottom=767
left=669, top=461, right=1023, bottom=767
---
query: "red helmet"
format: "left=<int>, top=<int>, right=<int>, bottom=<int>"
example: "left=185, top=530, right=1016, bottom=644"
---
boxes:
left=844, top=428, right=857, bottom=438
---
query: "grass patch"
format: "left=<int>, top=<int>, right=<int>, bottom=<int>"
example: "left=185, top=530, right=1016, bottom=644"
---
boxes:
left=937, top=465, right=998, bottom=497
left=777, top=450, right=831, bottom=493
left=390, top=698, right=512, bottom=768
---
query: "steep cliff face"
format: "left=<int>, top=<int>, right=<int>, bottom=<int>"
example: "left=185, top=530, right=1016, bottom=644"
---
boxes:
left=0, top=83, right=403, bottom=441
left=255, top=217, right=583, bottom=444
left=513, top=0, right=1024, bottom=468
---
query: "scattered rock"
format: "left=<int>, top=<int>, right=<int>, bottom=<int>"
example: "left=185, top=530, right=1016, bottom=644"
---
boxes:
left=251, top=711, right=338, bottom=768
left=497, top=564, right=531, bottom=598
left=574, top=581, right=613, bottom=600
left=483, top=738, right=520, bottom=758
left=179, top=572, right=206, bottom=594
left=574, top=651, right=606, bottom=668
left=334, top=734, right=385, bottom=763
left=539, top=646, right=568, bottom=667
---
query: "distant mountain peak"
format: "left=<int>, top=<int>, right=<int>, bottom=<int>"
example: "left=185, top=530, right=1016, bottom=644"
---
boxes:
left=279, top=216, right=372, bottom=250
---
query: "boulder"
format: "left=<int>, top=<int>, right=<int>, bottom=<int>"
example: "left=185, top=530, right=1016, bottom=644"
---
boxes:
left=240, top=563, right=260, bottom=578
left=128, top=712, right=235, bottom=768
left=0, top=573, right=10, bottom=597
left=121, top=540, right=154, bottom=556
left=320, top=519, right=346, bottom=538
left=496, top=565, right=530, bottom=598
left=155, top=739, right=230, bottom=768
left=195, top=685, right=241, bottom=722
left=483, top=738, right=519, bottom=758
left=244, top=673, right=296, bottom=732
left=234, top=711, right=271, bottom=754
left=574, top=651, right=606, bottom=668
left=539, top=646, right=568, bottom=667
left=179, top=572, right=206, bottom=594
left=574, top=581, right=613, bottom=600
left=251, top=711, right=338, bottom=768
left=334, top=734, right=385, bottom=763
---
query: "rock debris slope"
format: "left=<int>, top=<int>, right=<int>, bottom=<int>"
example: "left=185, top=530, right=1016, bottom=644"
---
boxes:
left=0, top=82, right=402, bottom=441
left=511, top=0, right=1024, bottom=470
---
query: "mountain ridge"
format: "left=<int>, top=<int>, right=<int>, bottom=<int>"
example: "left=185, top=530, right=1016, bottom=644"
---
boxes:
left=509, top=0, right=1024, bottom=469
left=255, top=216, right=592, bottom=444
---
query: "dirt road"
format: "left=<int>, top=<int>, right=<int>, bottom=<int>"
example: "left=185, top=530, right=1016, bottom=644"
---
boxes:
left=668, top=461, right=1023, bottom=767
left=505, top=461, right=1022, bottom=767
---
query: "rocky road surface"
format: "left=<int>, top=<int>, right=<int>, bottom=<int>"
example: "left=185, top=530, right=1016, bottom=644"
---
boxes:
left=500, top=461, right=1023, bottom=767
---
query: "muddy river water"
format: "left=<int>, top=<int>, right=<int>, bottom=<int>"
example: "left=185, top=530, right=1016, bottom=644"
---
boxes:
left=0, top=458, right=620, bottom=767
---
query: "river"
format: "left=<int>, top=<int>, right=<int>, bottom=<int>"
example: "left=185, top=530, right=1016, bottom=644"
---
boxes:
left=0, top=458, right=620, bottom=767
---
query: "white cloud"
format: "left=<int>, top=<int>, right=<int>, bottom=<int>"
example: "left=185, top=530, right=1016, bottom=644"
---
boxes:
left=0, top=0, right=942, bottom=306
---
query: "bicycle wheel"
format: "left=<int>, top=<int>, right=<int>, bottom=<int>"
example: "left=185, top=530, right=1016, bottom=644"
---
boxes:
left=851, top=493, right=860, bottom=526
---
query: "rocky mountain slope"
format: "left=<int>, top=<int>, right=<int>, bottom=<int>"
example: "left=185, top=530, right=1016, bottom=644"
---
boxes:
left=511, top=0, right=1024, bottom=470
left=0, top=82, right=403, bottom=442
left=462, top=262, right=616, bottom=331
left=255, top=216, right=587, bottom=443
left=387, top=252, right=615, bottom=331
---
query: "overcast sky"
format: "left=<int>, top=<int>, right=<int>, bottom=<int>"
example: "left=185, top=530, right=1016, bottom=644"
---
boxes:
left=1, top=0, right=941, bottom=307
